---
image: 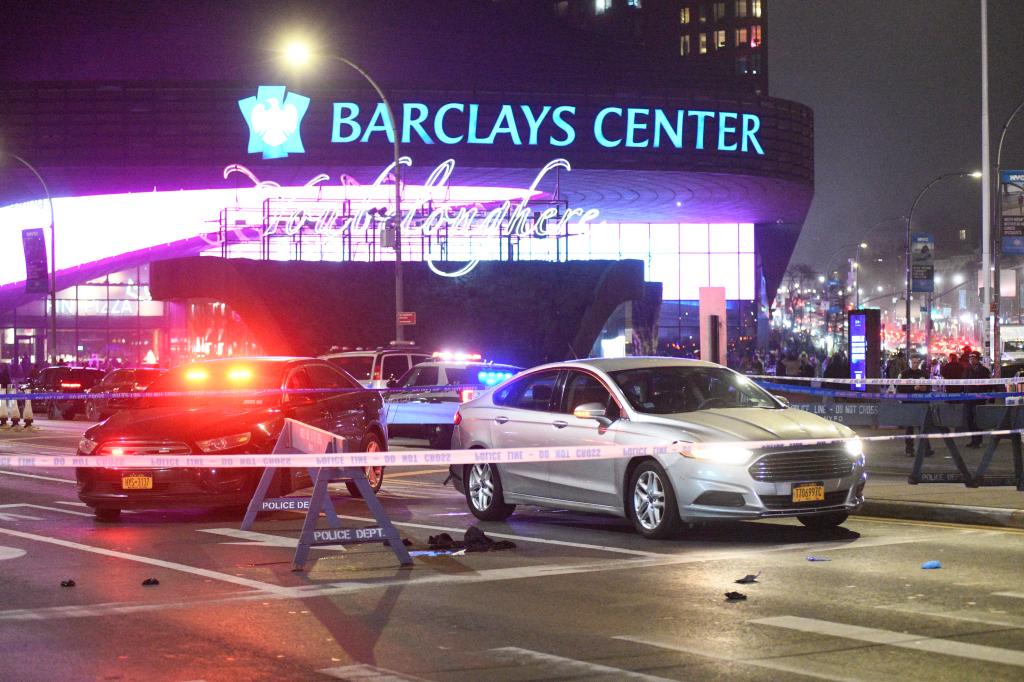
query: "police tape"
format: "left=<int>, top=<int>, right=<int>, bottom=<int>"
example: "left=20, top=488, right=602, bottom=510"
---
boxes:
left=749, top=375, right=1018, bottom=386
left=1, top=429, right=1022, bottom=470
left=755, top=381, right=1021, bottom=402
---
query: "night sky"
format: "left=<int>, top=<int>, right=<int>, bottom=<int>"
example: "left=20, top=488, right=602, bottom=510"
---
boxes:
left=3, top=0, right=1023, bottom=285
left=771, top=0, right=1024, bottom=275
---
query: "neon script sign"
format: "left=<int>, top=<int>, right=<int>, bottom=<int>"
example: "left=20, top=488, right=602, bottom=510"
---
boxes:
left=215, top=158, right=601, bottom=278
left=333, top=102, right=764, bottom=153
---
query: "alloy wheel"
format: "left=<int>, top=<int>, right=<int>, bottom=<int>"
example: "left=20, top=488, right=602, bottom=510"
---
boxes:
left=633, top=470, right=666, bottom=531
left=468, top=464, right=494, bottom=511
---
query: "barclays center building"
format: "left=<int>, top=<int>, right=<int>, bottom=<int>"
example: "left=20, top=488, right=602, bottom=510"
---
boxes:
left=0, top=0, right=811, bottom=368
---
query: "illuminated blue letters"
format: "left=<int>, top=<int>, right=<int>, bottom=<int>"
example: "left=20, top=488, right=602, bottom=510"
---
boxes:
left=331, top=103, right=361, bottom=143
left=483, top=105, right=522, bottom=145
left=653, top=110, right=685, bottom=148
left=520, top=105, right=551, bottom=145
left=549, top=106, right=576, bottom=147
left=741, top=114, right=765, bottom=155
left=717, top=112, right=738, bottom=151
left=594, top=107, right=623, bottom=148
left=402, top=103, right=433, bottom=144
left=625, top=108, right=650, bottom=148
left=687, top=110, right=715, bottom=150
left=361, top=103, right=395, bottom=143
left=434, top=103, right=465, bottom=144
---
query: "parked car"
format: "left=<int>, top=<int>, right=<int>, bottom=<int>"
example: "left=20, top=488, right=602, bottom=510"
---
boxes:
left=321, top=347, right=431, bottom=388
left=449, top=357, right=866, bottom=538
left=386, top=358, right=522, bottom=448
left=85, top=367, right=167, bottom=421
left=20, top=366, right=106, bottom=420
left=76, top=357, right=388, bottom=521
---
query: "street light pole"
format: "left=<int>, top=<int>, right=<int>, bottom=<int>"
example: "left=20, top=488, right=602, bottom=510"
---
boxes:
left=5, top=153, right=57, bottom=364
left=904, top=172, right=981, bottom=359
left=991, top=96, right=1024, bottom=371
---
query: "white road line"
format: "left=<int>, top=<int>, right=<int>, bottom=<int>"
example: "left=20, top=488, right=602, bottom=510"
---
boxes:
left=0, top=469, right=75, bottom=483
left=753, top=615, right=1024, bottom=667
left=993, top=591, right=1024, bottom=600
left=52, top=500, right=88, bottom=506
left=614, top=636, right=864, bottom=682
left=0, top=503, right=94, bottom=518
left=318, top=663, right=429, bottom=680
left=0, top=527, right=299, bottom=597
left=876, top=603, right=1024, bottom=629
left=490, top=646, right=676, bottom=681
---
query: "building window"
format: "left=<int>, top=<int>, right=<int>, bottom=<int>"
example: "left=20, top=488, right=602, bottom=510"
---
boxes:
left=699, top=33, right=708, bottom=54
left=713, top=2, right=726, bottom=21
left=714, top=29, right=727, bottom=49
left=680, top=7, right=690, bottom=24
left=595, top=0, right=611, bottom=14
left=750, top=24, right=762, bottom=47
left=959, top=228, right=968, bottom=241
left=735, top=0, right=748, bottom=18
left=736, top=55, right=748, bottom=75
left=680, top=34, right=691, bottom=56
left=699, top=5, right=706, bottom=23
left=736, top=27, right=748, bottom=46
left=750, top=52, right=762, bottom=74
left=752, top=0, right=762, bottom=18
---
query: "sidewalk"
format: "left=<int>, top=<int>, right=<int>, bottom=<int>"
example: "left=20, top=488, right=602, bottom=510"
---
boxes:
left=856, top=426, right=1024, bottom=529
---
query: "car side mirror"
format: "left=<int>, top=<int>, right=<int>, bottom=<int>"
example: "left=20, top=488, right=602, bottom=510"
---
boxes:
left=573, top=402, right=613, bottom=426
left=774, top=394, right=790, bottom=407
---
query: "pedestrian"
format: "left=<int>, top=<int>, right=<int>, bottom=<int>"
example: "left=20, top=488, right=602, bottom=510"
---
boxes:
left=899, top=356, right=933, bottom=456
left=20, top=354, right=31, bottom=378
left=964, top=351, right=991, bottom=448
left=798, top=351, right=815, bottom=378
left=0, top=360, right=10, bottom=389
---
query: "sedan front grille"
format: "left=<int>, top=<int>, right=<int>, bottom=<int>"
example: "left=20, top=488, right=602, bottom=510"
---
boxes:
left=96, top=441, right=192, bottom=456
left=748, top=449, right=854, bottom=483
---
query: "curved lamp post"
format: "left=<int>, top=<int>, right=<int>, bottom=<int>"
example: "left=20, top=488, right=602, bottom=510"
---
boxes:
left=904, top=171, right=981, bottom=358
left=284, top=42, right=406, bottom=344
left=4, top=153, right=57, bottom=363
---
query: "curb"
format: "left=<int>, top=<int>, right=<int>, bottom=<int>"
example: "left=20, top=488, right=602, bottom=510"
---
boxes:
left=860, top=499, right=1024, bottom=529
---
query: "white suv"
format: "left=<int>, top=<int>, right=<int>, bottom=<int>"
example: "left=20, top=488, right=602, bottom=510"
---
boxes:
left=321, top=348, right=431, bottom=388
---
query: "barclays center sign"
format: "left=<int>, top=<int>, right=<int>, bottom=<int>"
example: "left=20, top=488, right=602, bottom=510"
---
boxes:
left=239, top=85, right=766, bottom=160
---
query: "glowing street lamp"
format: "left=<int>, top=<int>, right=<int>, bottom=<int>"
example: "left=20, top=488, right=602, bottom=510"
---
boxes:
left=3, top=152, right=57, bottom=363
left=283, top=39, right=408, bottom=343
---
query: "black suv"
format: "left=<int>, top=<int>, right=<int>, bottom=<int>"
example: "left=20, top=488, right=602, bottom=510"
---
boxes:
left=84, top=367, right=167, bottom=421
left=76, top=357, right=388, bottom=521
left=21, top=366, right=105, bottom=420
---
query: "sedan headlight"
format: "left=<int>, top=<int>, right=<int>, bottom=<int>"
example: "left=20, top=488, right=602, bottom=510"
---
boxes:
left=78, top=437, right=98, bottom=455
left=684, top=443, right=753, bottom=465
left=844, top=438, right=864, bottom=459
left=195, top=432, right=251, bottom=453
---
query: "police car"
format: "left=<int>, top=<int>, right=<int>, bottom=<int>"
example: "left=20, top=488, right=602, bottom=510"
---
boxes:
left=384, top=352, right=521, bottom=449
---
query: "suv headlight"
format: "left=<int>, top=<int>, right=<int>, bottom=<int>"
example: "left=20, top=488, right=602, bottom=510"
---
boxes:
left=195, top=432, right=251, bottom=453
left=78, top=437, right=98, bottom=455
left=684, top=443, right=753, bottom=465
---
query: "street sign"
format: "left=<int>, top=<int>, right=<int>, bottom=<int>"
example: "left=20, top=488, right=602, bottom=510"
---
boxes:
left=397, top=311, right=416, bottom=326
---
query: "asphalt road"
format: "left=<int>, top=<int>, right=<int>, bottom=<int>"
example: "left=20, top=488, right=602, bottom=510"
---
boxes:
left=1, top=420, right=1024, bottom=681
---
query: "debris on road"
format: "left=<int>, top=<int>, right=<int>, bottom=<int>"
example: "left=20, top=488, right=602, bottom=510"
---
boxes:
left=806, top=556, right=832, bottom=562
left=427, top=526, right=516, bottom=553
left=921, top=560, right=942, bottom=570
left=735, top=571, right=761, bottom=584
left=142, top=577, right=160, bottom=586
left=60, top=579, right=75, bottom=587
left=724, top=591, right=748, bottom=601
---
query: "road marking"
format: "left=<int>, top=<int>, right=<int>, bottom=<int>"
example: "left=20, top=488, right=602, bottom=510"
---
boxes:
left=0, top=546, right=27, bottom=561
left=318, top=663, right=429, bottom=680
left=383, top=469, right=448, bottom=479
left=52, top=500, right=88, bottom=506
left=992, top=591, right=1024, bottom=600
left=0, top=469, right=76, bottom=484
left=614, top=636, right=864, bottom=682
left=0, top=527, right=298, bottom=597
left=199, top=528, right=346, bottom=552
left=853, top=516, right=1024, bottom=535
left=0, top=511, right=43, bottom=521
left=490, top=646, right=677, bottom=681
left=753, top=615, right=1024, bottom=667
left=0, top=503, right=94, bottom=518
left=877, top=603, right=1024, bottom=629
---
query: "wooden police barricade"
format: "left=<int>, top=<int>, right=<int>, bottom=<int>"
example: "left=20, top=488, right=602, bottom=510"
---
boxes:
left=240, top=419, right=412, bottom=571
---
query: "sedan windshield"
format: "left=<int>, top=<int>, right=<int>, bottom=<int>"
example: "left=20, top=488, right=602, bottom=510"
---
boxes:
left=143, top=362, right=285, bottom=407
left=609, top=366, right=780, bottom=414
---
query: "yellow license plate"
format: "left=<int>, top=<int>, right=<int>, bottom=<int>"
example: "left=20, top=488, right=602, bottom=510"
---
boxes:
left=792, top=483, right=825, bottom=503
left=122, top=475, right=153, bottom=490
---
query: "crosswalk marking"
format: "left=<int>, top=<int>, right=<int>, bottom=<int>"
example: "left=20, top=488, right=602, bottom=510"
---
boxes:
left=753, top=615, right=1024, bottom=667
left=614, top=635, right=864, bottom=682
left=877, top=603, right=1024, bottom=629
left=490, top=646, right=677, bottom=681
left=317, top=663, right=428, bottom=680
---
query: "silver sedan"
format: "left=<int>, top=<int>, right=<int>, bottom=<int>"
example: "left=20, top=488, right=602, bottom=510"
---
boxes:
left=449, top=357, right=866, bottom=538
